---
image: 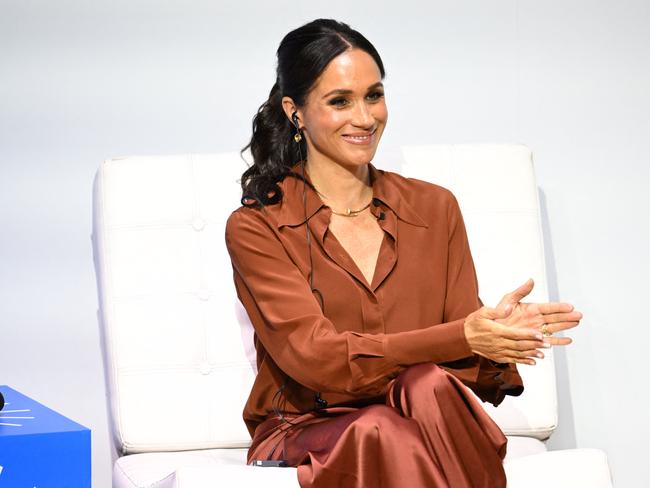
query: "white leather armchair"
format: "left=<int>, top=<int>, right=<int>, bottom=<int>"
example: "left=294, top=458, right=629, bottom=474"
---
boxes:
left=92, top=145, right=613, bottom=487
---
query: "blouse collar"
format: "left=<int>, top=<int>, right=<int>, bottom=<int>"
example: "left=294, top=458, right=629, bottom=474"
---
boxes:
left=276, top=163, right=428, bottom=229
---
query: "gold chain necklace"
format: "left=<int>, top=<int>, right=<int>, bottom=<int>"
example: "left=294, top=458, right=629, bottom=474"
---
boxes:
left=329, top=201, right=372, bottom=217
left=310, top=165, right=373, bottom=218
left=313, top=184, right=373, bottom=218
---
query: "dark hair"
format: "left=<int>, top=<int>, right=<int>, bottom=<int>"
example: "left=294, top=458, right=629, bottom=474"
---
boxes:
left=239, top=19, right=385, bottom=207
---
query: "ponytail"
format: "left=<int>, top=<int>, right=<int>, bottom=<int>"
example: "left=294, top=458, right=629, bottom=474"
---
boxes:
left=240, top=82, right=308, bottom=207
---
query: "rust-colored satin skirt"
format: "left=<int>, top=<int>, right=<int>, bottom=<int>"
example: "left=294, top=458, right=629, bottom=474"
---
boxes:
left=248, top=363, right=508, bottom=488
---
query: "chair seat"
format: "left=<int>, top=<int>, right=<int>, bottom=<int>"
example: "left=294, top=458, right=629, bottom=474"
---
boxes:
left=112, top=447, right=297, bottom=488
left=503, top=448, right=613, bottom=488
left=113, top=437, right=612, bottom=488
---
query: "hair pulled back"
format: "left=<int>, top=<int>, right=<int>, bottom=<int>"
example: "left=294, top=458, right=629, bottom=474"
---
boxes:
left=240, top=19, right=385, bottom=207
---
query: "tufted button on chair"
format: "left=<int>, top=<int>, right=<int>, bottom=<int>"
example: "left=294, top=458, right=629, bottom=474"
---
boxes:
left=92, top=145, right=613, bottom=487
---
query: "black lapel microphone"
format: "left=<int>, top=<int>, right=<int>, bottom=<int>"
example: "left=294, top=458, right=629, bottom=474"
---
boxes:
left=314, top=392, right=328, bottom=409
left=372, top=198, right=385, bottom=221
left=0, top=391, right=4, bottom=411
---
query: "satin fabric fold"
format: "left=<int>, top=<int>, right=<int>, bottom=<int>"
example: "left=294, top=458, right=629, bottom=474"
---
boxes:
left=248, top=363, right=508, bottom=488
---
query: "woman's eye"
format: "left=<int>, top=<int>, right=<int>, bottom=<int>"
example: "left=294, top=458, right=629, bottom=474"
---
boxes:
left=367, top=91, right=384, bottom=102
left=329, top=97, right=348, bottom=107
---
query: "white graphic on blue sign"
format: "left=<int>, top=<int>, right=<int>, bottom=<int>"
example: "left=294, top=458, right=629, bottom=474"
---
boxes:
left=0, top=401, right=35, bottom=427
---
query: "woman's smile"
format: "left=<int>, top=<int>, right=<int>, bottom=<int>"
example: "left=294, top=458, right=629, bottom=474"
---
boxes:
left=341, top=128, right=377, bottom=145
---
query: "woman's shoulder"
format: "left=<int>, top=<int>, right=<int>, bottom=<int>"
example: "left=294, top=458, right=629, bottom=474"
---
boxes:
left=226, top=204, right=275, bottom=234
left=378, top=167, right=460, bottom=211
left=225, top=203, right=276, bottom=247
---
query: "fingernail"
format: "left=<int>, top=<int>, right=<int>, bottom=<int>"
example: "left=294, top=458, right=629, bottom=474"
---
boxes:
left=535, top=333, right=543, bottom=341
left=541, top=342, right=551, bottom=348
left=536, top=352, right=544, bottom=358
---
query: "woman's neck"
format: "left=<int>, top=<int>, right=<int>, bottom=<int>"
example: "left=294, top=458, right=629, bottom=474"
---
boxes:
left=305, top=158, right=373, bottom=210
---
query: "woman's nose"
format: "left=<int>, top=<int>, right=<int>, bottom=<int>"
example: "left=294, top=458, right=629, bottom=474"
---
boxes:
left=350, top=101, right=374, bottom=128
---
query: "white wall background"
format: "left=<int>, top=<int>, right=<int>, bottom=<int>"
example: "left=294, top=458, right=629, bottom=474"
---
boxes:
left=1, top=0, right=648, bottom=486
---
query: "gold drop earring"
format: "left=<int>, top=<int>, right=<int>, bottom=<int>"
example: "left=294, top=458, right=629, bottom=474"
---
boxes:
left=291, top=111, right=302, bottom=142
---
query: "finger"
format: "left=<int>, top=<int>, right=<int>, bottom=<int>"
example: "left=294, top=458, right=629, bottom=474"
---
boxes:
left=536, top=302, right=575, bottom=314
left=542, top=321, right=580, bottom=334
left=510, top=357, right=536, bottom=366
left=511, top=347, right=542, bottom=360
left=542, top=310, right=582, bottom=323
left=492, top=355, right=537, bottom=366
left=501, top=340, right=545, bottom=358
left=543, top=336, right=573, bottom=346
left=521, top=348, right=545, bottom=360
left=510, top=339, right=549, bottom=352
left=497, top=278, right=534, bottom=309
left=494, top=322, right=544, bottom=341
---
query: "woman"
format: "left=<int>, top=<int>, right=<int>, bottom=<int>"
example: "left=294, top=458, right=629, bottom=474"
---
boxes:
left=225, top=19, right=581, bottom=488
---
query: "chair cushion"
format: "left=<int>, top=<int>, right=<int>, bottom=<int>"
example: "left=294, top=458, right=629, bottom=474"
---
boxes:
left=112, top=443, right=611, bottom=488
left=504, top=448, right=613, bottom=488
left=113, top=448, right=253, bottom=488
left=112, top=436, right=543, bottom=488
left=505, top=436, right=547, bottom=458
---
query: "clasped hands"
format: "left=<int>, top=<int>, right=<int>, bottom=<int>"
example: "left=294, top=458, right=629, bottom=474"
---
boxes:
left=463, top=278, right=582, bottom=365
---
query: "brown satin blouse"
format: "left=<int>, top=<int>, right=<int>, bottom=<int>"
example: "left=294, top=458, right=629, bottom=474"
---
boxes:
left=225, top=163, right=524, bottom=436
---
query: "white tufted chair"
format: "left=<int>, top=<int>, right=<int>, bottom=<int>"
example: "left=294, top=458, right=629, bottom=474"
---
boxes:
left=91, top=145, right=613, bottom=487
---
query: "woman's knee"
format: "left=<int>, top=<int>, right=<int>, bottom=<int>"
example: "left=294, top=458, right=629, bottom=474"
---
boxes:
left=389, top=363, right=463, bottom=410
left=352, top=404, right=399, bottom=429
left=349, top=405, right=413, bottom=440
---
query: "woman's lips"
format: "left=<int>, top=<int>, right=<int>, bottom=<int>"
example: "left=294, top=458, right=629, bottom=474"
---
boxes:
left=341, top=129, right=376, bottom=145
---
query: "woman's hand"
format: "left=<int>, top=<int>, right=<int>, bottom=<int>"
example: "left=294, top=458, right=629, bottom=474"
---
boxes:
left=463, top=304, right=549, bottom=365
left=494, top=279, right=582, bottom=347
left=463, top=279, right=583, bottom=365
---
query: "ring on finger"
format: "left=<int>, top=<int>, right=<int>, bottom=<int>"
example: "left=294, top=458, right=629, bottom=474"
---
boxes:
left=541, top=323, right=553, bottom=336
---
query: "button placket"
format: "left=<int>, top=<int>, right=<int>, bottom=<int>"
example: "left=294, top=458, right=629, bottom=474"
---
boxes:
left=360, top=290, right=385, bottom=334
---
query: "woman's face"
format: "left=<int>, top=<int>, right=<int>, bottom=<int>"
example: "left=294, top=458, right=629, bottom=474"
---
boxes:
left=296, top=48, right=388, bottom=170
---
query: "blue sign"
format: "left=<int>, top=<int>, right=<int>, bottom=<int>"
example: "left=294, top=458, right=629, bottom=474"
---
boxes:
left=0, top=385, right=91, bottom=487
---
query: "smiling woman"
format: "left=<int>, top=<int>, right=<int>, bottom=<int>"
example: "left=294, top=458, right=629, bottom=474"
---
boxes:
left=282, top=49, right=387, bottom=174
left=226, top=18, right=581, bottom=488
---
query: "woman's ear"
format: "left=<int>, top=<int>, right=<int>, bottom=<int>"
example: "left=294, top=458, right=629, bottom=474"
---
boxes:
left=281, top=97, right=300, bottom=128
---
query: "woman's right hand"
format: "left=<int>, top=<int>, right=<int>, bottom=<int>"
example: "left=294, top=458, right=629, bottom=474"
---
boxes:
left=463, top=303, right=549, bottom=366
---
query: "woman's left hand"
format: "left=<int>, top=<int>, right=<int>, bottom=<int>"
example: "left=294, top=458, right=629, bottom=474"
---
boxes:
left=495, top=278, right=582, bottom=346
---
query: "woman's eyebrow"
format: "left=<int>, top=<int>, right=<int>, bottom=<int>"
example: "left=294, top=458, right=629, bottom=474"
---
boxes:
left=321, top=82, right=384, bottom=99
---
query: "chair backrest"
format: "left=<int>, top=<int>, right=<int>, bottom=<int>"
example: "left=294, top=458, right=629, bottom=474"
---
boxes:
left=92, top=145, right=557, bottom=455
left=92, top=153, right=256, bottom=454
left=401, top=144, right=557, bottom=439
